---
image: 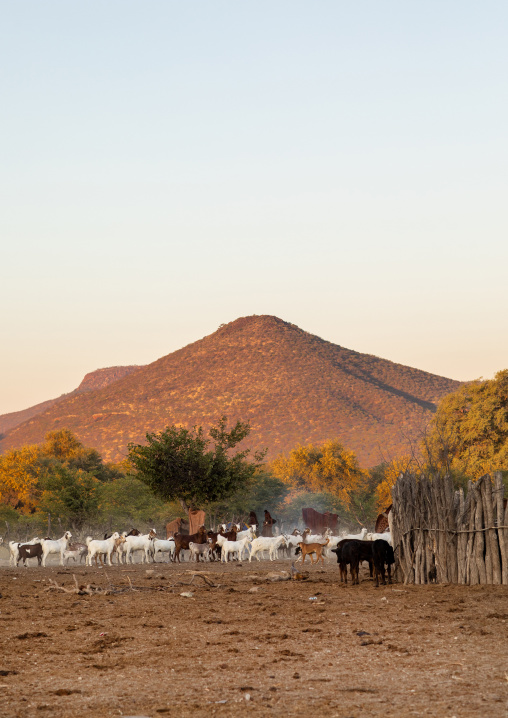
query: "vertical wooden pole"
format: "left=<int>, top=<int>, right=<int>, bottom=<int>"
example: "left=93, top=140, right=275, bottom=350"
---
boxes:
left=494, top=472, right=508, bottom=585
left=480, top=474, right=501, bottom=584
left=472, top=483, right=487, bottom=584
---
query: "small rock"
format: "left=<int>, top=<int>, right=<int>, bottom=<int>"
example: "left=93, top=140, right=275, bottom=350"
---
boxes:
left=248, top=587, right=261, bottom=593
left=180, top=592, right=194, bottom=598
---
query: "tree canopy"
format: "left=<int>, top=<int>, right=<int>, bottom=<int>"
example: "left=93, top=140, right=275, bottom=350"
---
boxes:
left=128, top=416, right=266, bottom=511
left=270, top=439, right=366, bottom=509
left=424, top=370, right=508, bottom=478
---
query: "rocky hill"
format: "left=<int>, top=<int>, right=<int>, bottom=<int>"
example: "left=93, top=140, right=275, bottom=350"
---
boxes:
left=0, top=365, right=141, bottom=438
left=0, top=316, right=460, bottom=466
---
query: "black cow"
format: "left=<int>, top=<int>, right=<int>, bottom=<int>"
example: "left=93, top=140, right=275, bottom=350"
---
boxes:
left=331, top=539, right=374, bottom=585
left=371, top=539, right=395, bottom=587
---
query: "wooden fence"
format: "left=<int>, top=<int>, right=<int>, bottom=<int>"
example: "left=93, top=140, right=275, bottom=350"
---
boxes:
left=391, top=471, right=508, bottom=585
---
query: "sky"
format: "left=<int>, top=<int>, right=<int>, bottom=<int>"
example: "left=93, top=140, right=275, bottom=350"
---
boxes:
left=1, top=1, right=507, bottom=415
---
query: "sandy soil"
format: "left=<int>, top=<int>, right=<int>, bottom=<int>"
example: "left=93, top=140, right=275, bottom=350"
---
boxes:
left=0, top=556, right=507, bottom=718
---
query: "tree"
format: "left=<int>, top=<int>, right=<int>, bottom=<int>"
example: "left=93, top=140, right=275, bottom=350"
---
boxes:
left=37, top=464, right=100, bottom=529
left=0, top=445, right=43, bottom=513
left=128, top=417, right=266, bottom=511
left=97, top=475, right=171, bottom=525
left=270, top=440, right=366, bottom=510
left=206, top=469, right=288, bottom=524
left=370, top=456, right=415, bottom=513
left=424, top=370, right=508, bottom=478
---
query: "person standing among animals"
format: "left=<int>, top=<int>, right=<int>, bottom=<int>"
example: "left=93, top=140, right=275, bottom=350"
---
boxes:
left=262, top=509, right=276, bottom=537
left=248, top=511, right=259, bottom=531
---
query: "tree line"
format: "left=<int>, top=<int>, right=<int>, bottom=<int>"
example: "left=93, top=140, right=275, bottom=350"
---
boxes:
left=1, top=370, right=507, bottom=535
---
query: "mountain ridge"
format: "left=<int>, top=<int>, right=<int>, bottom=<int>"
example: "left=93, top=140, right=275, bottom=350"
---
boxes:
left=0, top=315, right=461, bottom=466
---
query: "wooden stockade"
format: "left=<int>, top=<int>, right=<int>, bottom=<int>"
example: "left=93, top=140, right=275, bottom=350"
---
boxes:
left=391, top=471, right=508, bottom=585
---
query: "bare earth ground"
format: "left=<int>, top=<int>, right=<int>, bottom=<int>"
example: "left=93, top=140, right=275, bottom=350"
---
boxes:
left=0, top=556, right=507, bottom=718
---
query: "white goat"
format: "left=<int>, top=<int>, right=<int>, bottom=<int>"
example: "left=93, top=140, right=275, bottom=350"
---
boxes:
left=249, top=534, right=287, bottom=562
left=237, top=526, right=257, bottom=542
left=63, top=542, right=88, bottom=564
left=124, top=530, right=157, bottom=564
left=285, top=534, right=303, bottom=555
left=189, top=541, right=212, bottom=562
left=152, top=538, right=175, bottom=562
left=339, top=527, right=368, bottom=542
left=86, top=532, right=120, bottom=566
left=9, top=537, right=40, bottom=566
left=302, top=528, right=333, bottom=544
left=366, top=531, right=393, bottom=546
left=221, top=536, right=252, bottom=563
left=41, top=532, right=72, bottom=567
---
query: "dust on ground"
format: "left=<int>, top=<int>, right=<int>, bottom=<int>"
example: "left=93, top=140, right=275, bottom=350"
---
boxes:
left=0, top=557, right=507, bottom=718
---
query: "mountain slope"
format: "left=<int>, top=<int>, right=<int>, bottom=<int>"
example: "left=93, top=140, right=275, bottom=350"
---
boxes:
left=0, top=316, right=460, bottom=466
left=0, top=365, right=141, bottom=438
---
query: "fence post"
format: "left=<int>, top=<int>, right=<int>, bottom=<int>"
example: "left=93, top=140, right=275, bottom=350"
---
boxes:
left=494, top=472, right=508, bottom=585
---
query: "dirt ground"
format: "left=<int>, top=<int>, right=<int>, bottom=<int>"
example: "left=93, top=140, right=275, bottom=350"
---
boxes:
left=0, top=556, right=507, bottom=718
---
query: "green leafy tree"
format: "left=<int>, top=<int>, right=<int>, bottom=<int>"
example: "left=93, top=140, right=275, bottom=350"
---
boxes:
left=97, top=475, right=172, bottom=525
left=207, top=469, right=288, bottom=525
left=128, top=417, right=266, bottom=512
left=37, top=464, right=100, bottom=529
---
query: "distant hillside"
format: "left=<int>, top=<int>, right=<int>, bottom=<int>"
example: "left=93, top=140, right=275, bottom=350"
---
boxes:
left=0, top=316, right=460, bottom=466
left=0, top=365, right=141, bottom=439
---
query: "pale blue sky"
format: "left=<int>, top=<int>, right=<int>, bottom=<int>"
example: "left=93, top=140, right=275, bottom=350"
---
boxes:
left=1, top=1, right=507, bottom=414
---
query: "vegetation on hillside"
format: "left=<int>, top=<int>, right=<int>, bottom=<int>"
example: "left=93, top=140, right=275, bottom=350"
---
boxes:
left=2, top=368, right=507, bottom=539
left=0, top=315, right=460, bottom=467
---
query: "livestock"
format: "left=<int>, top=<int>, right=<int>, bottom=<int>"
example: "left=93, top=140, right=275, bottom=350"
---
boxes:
left=248, top=534, right=287, bottom=562
left=63, top=542, right=88, bottom=564
left=332, top=539, right=373, bottom=585
left=220, top=536, right=252, bottom=563
left=365, top=531, right=393, bottom=546
left=152, top=538, right=175, bottom=562
left=9, top=537, right=39, bottom=566
left=374, top=505, right=392, bottom=534
left=17, top=542, right=43, bottom=567
left=86, top=532, right=121, bottom=566
left=124, top=530, right=157, bottom=564
left=236, top=526, right=256, bottom=542
left=173, top=526, right=208, bottom=563
left=189, top=540, right=212, bottom=562
left=301, top=528, right=333, bottom=544
left=41, top=532, right=73, bottom=567
left=371, top=539, right=395, bottom=587
left=339, top=527, right=368, bottom=541
left=295, top=538, right=329, bottom=565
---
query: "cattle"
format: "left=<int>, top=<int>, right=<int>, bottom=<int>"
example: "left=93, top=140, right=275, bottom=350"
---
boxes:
left=332, top=539, right=374, bottom=585
left=371, top=539, right=395, bottom=587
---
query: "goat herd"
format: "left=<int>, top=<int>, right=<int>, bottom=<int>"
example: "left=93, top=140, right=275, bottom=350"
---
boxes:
left=2, top=524, right=395, bottom=587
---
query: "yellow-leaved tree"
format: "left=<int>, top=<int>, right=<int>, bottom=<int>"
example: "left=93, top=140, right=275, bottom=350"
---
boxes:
left=423, top=370, right=508, bottom=479
left=0, top=445, right=43, bottom=513
left=270, top=440, right=366, bottom=510
left=374, top=456, right=416, bottom=513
